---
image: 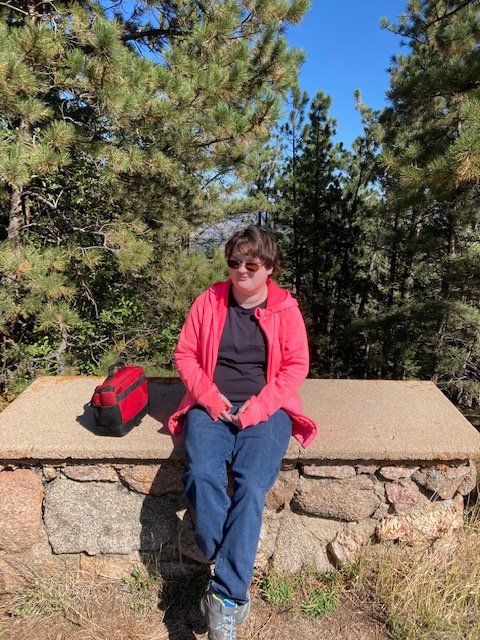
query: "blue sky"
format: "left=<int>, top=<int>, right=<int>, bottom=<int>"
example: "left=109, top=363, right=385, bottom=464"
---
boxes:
left=285, top=0, right=408, bottom=148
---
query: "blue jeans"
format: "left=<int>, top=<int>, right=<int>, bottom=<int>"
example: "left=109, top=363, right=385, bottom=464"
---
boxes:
left=183, top=404, right=292, bottom=603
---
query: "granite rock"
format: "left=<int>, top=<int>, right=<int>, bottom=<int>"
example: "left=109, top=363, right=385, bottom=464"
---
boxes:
left=376, top=494, right=464, bottom=544
left=379, top=466, right=419, bottom=481
left=457, top=460, right=477, bottom=496
left=355, top=464, right=379, bottom=475
left=0, top=470, right=43, bottom=552
left=301, top=464, right=356, bottom=479
left=292, top=475, right=380, bottom=522
left=79, top=552, right=146, bottom=579
left=328, top=528, right=365, bottom=568
left=43, top=466, right=60, bottom=481
left=371, top=501, right=390, bottom=521
left=118, top=464, right=184, bottom=495
left=256, top=510, right=283, bottom=570
left=347, top=518, right=377, bottom=540
left=271, top=511, right=339, bottom=574
left=44, top=477, right=177, bottom=554
left=62, top=465, right=118, bottom=482
left=176, top=508, right=211, bottom=564
left=0, top=524, right=79, bottom=592
left=265, top=469, right=299, bottom=511
left=385, top=479, right=422, bottom=513
left=412, top=464, right=473, bottom=499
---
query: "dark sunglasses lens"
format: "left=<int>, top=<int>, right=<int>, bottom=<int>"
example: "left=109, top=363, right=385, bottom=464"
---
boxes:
left=227, top=259, right=261, bottom=272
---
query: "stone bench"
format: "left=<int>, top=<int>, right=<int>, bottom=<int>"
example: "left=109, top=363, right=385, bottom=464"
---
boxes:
left=1, top=376, right=479, bottom=588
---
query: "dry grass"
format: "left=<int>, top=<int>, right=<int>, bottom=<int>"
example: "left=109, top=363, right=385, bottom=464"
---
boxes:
left=0, top=560, right=387, bottom=640
left=350, top=497, right=480, bottom=640
left=0, top=564, right=167, bottom=640
left=3, top=496, right=480, bottom=640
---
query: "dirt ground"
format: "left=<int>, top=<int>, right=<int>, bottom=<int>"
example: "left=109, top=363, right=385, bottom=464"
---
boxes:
left=0, top=569, right=391, bottom=640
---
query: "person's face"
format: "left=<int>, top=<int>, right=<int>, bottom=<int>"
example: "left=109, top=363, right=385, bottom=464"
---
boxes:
left=228, top=251, right=273, bottom=296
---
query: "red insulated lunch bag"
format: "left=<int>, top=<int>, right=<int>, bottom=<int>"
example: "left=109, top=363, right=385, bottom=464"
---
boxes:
left=90, top=364, right=149, bottom=436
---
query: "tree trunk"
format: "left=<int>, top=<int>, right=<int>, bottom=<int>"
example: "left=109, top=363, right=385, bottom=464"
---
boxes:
left=8, top=186, right=24, bottom=242
left=432, top=210, right=456, bottom=383
left=392, top=208, right=423, bottom=378
left=7, top=116, right=33, bottom=242
left=292, top=126, right=301, bottom=295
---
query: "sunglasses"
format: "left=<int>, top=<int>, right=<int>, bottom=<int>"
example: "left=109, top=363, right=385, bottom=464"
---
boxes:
left=227, top=258, right=262, bottom=273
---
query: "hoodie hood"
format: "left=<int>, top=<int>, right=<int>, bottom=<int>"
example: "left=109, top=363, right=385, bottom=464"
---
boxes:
left=209, top=279, right=298, bottom=315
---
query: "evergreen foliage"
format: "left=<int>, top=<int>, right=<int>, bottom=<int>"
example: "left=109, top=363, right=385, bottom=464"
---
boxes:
left=1, top=0, right=479, bottom=415
left=0, top=0, right=307, bottom=401
left=274, top=0, right=480, bottom=407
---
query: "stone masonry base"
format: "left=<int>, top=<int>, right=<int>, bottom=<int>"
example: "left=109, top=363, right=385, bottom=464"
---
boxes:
left=0, top=458, right=477, bottom=592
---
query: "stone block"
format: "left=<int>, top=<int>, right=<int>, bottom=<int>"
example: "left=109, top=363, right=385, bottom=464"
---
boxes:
left=44, top=477, right=178, bottom=555
left=271, top=511, right=339, bottom=574
left=118, top=463, right=184, bottom=495
left=379, top=465, right=419, bottom=480
left=376, top=494, right=464, bottom=544
left=0, top=554, right=31, bottom=593
left=62, top=465, right=118, bottom=482
left=0, top=470, right=43, bottom=552
left=384, top=479, right=423, bottom=514
left=302, top=464, right=356, bottom=479
left=347, top=518, right=378, bottom=541
left=458, top=460, right=477, bottom=496
left=292, top=475, right=380, bottom=522
left=371, top=501, right=390, bottom=521
left=43, top=466, right=60, bottom=481
left=256, top=510, right=283, bottom=570
left=176, top=508, right=211, bottom=564
left=412, top=463, right=474, bottom=499
left=328, top=528, right=364, bottom=568
left=265, top=469, right=299, bottom=511
left=1, top=524, right=79, bottom=593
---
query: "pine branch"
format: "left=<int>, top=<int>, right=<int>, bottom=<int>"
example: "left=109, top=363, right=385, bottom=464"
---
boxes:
left=23, top=190, right=62, bottom=211
left=121, top=25, right=184, bottom=43
left=0, top=2, right=29, bottom=15
left=425, top=0, right=476, bottom=27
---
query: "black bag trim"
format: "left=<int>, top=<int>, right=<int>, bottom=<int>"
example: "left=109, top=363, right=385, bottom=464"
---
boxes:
left=93, top=375, right=146, bottom=404
left=116, top=375, right=146, bottom=402
left=93, top=404, right=148, bottom=437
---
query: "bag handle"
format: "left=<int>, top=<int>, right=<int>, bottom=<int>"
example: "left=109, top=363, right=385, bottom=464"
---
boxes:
left=107, top=359, right=127, bottom=379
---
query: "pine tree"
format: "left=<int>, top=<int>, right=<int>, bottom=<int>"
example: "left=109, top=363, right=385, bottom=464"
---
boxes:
left=377, top=0, right=480, bottom=397
left=0, top=0, right=309, bottom=399
left=275, top=88, right=309, bottom=293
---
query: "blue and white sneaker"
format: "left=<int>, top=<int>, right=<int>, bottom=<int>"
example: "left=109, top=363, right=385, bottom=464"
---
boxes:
left=200, top=590, right=250, bottom=640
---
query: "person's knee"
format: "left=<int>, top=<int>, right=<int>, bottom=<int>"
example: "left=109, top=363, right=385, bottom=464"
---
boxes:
left=234, top=471, right=276, bottom=498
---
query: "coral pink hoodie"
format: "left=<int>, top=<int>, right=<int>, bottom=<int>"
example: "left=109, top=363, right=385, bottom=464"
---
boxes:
left=167, top=279, right=318, bottom=447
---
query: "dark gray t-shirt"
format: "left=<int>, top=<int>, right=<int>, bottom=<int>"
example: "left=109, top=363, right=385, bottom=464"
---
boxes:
left=213, top=288, right=267, bottom=403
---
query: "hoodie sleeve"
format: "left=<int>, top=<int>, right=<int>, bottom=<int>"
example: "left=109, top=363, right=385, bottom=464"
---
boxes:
left=174, top=294, right=229, bottom=421
left=237, top=304, right=309, bottom=429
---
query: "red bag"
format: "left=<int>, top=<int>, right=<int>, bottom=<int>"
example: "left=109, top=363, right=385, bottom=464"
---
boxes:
left=90, top=364, right=149, bottom=436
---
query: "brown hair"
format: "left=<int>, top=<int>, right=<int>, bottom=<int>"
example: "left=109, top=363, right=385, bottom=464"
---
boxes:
left=225, top=226, right=281, bottom=277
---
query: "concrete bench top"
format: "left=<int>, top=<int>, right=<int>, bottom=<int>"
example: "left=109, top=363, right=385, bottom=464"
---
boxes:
left=0, top=376, right=479, bottom=463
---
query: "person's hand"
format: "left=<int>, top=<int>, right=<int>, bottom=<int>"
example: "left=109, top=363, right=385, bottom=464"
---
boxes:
left=218, top=394, right=233, bottom=422
left=230, top=400, right=250, bottom=427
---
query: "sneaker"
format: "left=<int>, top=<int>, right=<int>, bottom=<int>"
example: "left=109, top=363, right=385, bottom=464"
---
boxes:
left=200, top=590, right=251, bottom=640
